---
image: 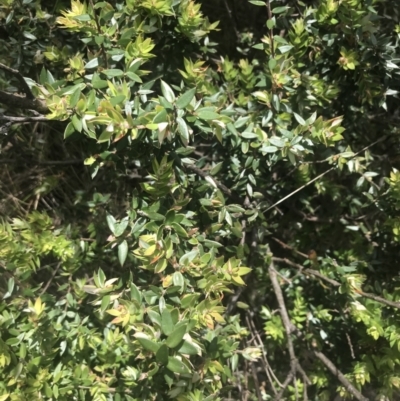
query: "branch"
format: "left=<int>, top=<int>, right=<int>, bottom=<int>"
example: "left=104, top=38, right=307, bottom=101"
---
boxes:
left=272, top=257, right=340, bottom=288
left=265, top=135, right=388, bottom=213
left=40, top=263, right=61, bottom=295
left=0, top=159, right=84, bottom=166
left=185, top=164, right=232, bottom=196
left=225, top=226, right=257, bottom=316
left=0, top=62, right=34, bottom=99
left=273, top=370, right=295, bottom=401
left=272, top=257, right=400, bottom=310
left=271, top=237, right=308, bottom=258
left=269, top=262, right=310, bottom=400
left=0, top=114, right=48, bottom=122
left=88, top=0, right=109, bottom=69
left=0, top=90, right=48, bottom=113
left=312, top=350, right=369, bottom=401
left=222, top=0, right=240, bottom=39
left=270, top=258, right=371, bottom=400
left=358, top=290, right=400, bottom=310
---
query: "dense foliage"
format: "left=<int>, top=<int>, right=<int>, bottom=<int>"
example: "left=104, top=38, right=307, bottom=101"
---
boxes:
left=1, top=0, right=400, bottom=400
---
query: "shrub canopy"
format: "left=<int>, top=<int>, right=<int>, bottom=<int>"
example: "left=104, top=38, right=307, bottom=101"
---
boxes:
left=1, top=0, right=400, bottom=400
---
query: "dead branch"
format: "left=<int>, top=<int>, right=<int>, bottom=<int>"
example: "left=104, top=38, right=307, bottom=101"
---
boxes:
left=0, top=115, right=48, bottom=122
left=185, top=163, right=232, bottom=196
left=312, top=350, right=369, bottom=401
left=272, top=256, right=400, bottom=310
left=0, top=90, right=48, bottom=114
left=269, top=262, right=310, bottom=400
left=0, top=62, right=34, bottom=99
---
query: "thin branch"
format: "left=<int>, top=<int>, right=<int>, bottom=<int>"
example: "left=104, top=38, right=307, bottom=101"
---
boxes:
left=266, top=0, right=275, bottom=59
left=346, top=332, right=355, bottom=359
left=0, top=114, right=48, bottom=122
left=40, top=263, right=62, bottom=295
left=269, top=263, right=297, bottom=357
left=88, top=0, right=109, bottom=69
left=272, top=257, right=340, bottom=287
left=0, top=159, right=84, bottom=166
left=225, top=227, right=257, bottom=316
left=273, top=370, right=295, bottom=401
left=265, top=166, right=336, bottom=212
left=0, top=90, right=48, bottom=113
left=312, top=350, right=369, bottom=401
left=269, top=262, right=308, bottom=401
left=266, top=270, right=369, bottom=401
left=223, top=0, right=240, bottom=39
left=265, top=135, right=388, bottom=213
left=272, top=256, right=400, bottom=310
left=271, top=237, right=308, bottom=258
left=186, top=163, right=232, bottom=196
left=359, top=290, right=400, bottom=310
left=0, top=62, right=34, bottom=99
left=250, top=362, right=263, bottom=401
left=246, top=313, right=279, bottom=395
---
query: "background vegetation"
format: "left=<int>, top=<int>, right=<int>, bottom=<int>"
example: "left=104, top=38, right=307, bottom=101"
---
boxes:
left=1, top=0, right=400, bottom=400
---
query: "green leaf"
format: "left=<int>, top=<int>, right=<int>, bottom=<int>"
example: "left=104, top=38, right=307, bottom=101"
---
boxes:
left=156, top=344, right=169, bottom=364
left=71, top=115, right=82, bottom=133
left=166, top=323, right=187, bottom=348
left=64, top=122, right=75, bottom=139
left=136, top=336, right=160, bottom=353
left=178, top=341, right=199, bottom=355
left=118, top=240, right=128, bottom=266
left=294, top=113, right=306, bottom=126
left=267, top=19, right=275, bottom=29
left=268, top=58, right=277, bottom=70
left=131, top=283, right=142, bottom=303
left=249, top=0, right=265, bottom=5
left=102, top=69, right=124, bottom=78
left=167, top=357, right=191, bottom=374
left=176, top=117, right=189, bottom=142
left=197, top=109, right=220, bottom=120
left=100, top=295, right=110, bottom=313
left=106, top=214, right=116, bottom=234
left=160, top=80, right=175, bottom=103
left=272, top=6, right=289, bottom=13
left=85, top=58, right=99, bottom=69
left=173, top=272, right=185, bottom=291
left=161, top=308, right=174, bottom=335
left=262, top=145, right=278, bottom=153
left=176, top=88, right=196, bottom=109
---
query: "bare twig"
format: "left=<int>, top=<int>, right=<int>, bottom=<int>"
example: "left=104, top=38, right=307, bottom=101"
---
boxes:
left=272, top=257, right=340, bottom=287
left=273, top=370, right=295, bottom=401
left=185, top=164, right=232, bottom=196
left=223, top=0, right=240, bottom=39
left=272, top=256, right=400, bottom=310
left=265, top=167, right=336, bottom=212
left=359, top=290, right=400, bottom=310
left=313, top=350, right=369, bottom=401
left=88, top=0, right=109, bottom=69
left=266, top=0, right=275, bottom=58
left=0, top=90, right=48, bottom=113
left=265, top=135, right=388, bottom=213
left=250, top=362, right=263, bottom=401
left=0, top=62, right=34, bottom=99
left=269, top=262, right=310, bottom=400
left=246, top=313, right=279, bottom=394
left=225, top=227, right=257, bottom=316
left=0, top=159, right=84, bottom=166
left=269, top=263, right=297, bottom=360
left=346, top=333, right=356, bottom=359
left=271, top=237, right=308, bottom=258
left=0, top=114, right=48, bottom=122
left=40, top=263, right=62, bottom=295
